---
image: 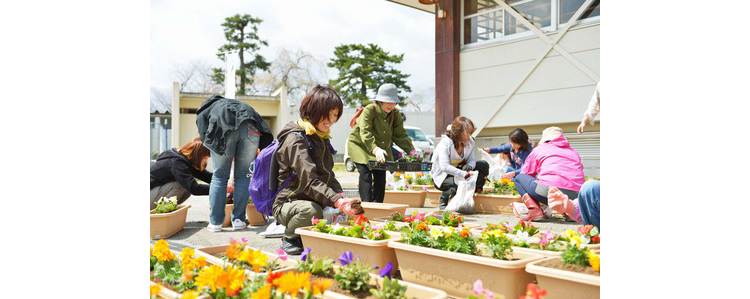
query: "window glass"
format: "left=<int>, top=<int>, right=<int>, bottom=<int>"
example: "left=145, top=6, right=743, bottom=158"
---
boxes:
left=504, top=0, right=551, bottom=36
left=464, top=0, right=499, bottom=16
left=407, top=129, right=429, bottom=141
left=464, top=10, right=503, bottom=44
left=559, top=0, right=600, bottom=24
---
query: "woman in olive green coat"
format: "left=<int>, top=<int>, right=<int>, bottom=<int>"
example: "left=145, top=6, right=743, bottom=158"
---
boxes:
left=347, top=83, right=415, bottom=203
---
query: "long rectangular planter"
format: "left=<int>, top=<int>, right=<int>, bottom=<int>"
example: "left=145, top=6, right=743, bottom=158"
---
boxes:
left=150, top=204, right=190, bottom=240
left=150, top=280, right=210, bottom=299
left=371, top=216, right=482, bottom=229
left=425, top=189, right=442, bottom=206
left=322, top=269, right=447, bottom=299
left=525, top=258, right=600, bottom=299
left=194, top=244, right=297, bottom=277
left=473, top=194, right=521, bottom=214
left=361, top=202, right=409, bottom=219
left=384, top=190, right=427, bottom=207
left=388, top=240, right=543, bottom=299
left=295, top=226, right=401, bottom=276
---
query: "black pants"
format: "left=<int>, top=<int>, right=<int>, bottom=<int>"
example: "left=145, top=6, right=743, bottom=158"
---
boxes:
left=356, top=163, right=386, bottom=203
left=433, top=160, right=489, bottom=208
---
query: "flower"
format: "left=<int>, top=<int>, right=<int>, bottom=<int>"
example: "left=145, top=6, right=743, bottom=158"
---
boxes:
left=301, top=248, right=311, bottom=262
left=230, top=237, right=237, bottom=244
left=414, top=212, right=425, bottom=222
left=238, top=249, right=268, bottom=272
left=224, top=265, right=246, bottom=295
left=355, top=214, right=369, bottom=226
left=379, top=262, right=394, bottom=278
left=152, top=240, right=176, bottom=262
left=311, top=216, right=321, bottom=225
left=150, top=284, right=161, bottom=296
left=538, top=229, right=555, bottom=247
left=521, top=283, right=547, bottom=299
left=339, top=251, right=354, bottom=266
left=266, top=271, right=283, bottom=287
left=180, top=290, right=198, bottom=299
left=471, top=280, right=495, bottom=299
left=275, top=248, right=288, bottom=261
left=310, top=278, right=334, bottom=295
left=180, top=247, right=195, bottom=260
left=422, top=186, right=428, bottom=191
left=430, top=227, right=444, bottom=240
left=276, top=271, right=311, bottom=297
left=241, top=237, right=248, bottom=243
left=591, top=235, right=600, bottom=244
left=194, top=265, right=224, bottom=292
left=460, top=227, right=471, bottom=238
left=587, top=250, right=600, bottom=272
left=417, top=222, right=428, bottom=231
left=225, top=243, right=242, bottom=260
left=251, top=284, right=272, bottom=299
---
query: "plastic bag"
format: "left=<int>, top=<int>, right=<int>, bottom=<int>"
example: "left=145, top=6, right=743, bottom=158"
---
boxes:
left=479, top=150, right=506, bottom=182
left=445, top=170, right=478, bottom=214
left=323, top=206, right=345, bottom=223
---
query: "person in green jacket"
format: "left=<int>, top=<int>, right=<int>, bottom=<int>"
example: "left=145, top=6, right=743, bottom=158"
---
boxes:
left=347, top=83, right=415, bottom=203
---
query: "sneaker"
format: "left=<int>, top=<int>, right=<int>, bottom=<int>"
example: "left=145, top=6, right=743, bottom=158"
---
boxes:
left=512, top=194, right=545, bottom=222
left=282, top=238, right=304, bottom=255
left=232, top=219, right=247, bottom=231
left=207, top=223, right=222, bottom=232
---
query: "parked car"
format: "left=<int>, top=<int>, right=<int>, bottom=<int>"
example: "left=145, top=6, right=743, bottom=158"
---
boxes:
left=343, top=126, right=432, bottom=172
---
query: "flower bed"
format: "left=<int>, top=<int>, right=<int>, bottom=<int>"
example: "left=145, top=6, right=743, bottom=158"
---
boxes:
left=150, top=196, right=191, bottom=239
left=524, top=231, right=601, bottom=299
left=361, top=202, right=409, bottom=219
left=475, top=223, right=600, bottom=258
left=150, top=240, right=210, bottom=299
left=296, top=216, right=400, bottom=276
left=194, top=237, right=297, bottom=277
left=296, top=249, right=447, bottom=299
left=388, top=223, right=543, bottom=298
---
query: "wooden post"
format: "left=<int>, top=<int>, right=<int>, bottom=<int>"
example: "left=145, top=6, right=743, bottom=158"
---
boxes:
left=434, top=0, right=460, bottom=136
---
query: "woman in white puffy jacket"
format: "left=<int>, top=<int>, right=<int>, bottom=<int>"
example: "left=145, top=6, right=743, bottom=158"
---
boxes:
left=430, top=116, right=489, bottom=209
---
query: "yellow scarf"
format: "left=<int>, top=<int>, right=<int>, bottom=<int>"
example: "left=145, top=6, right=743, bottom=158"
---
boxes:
left=296, top=119, right=331, bottom=139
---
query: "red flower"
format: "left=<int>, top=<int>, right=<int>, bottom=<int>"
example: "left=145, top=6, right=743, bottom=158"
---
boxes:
left=591, top=235, right=600, bottom=244
left=518, top=220, right=526, bottom=227
left=355, top=214, right=369, bottom=226
left=403, top=216, right=413, bottom=223
left=520, top=283, right=547, bottom=299
left=266, top=271, right=283, bottom=286
left=578, top=225, right=592, bottom=236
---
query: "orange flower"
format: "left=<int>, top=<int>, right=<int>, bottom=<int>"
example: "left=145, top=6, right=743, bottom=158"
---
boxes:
left=237, top=249, right=268, bottom=272
left=180, top=247, right=195, bottom=260
left=194, top=265, right=225, bottom=292
left=224, top=265, right=246, bottom=295
left=150, top=284, right=161, bottom=296
left=460, top=227, right=470, bottom=238
left=225, top=244, right=242, bottom=260
left=417, top=222, right=428, bottom=231
left=266, top=271, right=283, bottom=287
left=276, top=272, right=311, bottom=297
left=251, top=284, right=272, bottom=299
left=311, top=278, right=334, bottom=295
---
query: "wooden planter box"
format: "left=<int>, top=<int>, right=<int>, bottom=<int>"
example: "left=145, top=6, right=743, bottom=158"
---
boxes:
left=150, top=204, right=190, bottom=240
left=361, top=202, right=408, bottom=219
left=194, top=244, right=298, bottom=277
left=214, top=203, right=266, bottom=227
left=425, top=189, right=442, bottom=206
left=473, top=193, right=521, bottom=214
left=295, top=227, right=401, bottom=276
left=525, top=258, right=600, bottom=299
left=150, top=281, right=210, bottom=299
left=384, top=190, right=427, bottom=207
left=388, top=240, right=543, bottom=299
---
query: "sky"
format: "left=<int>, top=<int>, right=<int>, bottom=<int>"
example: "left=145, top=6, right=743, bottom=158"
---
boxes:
left=150, top=0, right=436, bottom=104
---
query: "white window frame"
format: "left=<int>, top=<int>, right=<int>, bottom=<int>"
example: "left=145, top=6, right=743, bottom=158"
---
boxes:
left=461, top=0, right=598, bottom=50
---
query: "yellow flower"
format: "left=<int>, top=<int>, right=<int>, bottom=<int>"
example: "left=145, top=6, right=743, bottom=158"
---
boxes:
left=226, top=243, right=242, bottom=260
left=238, top=249, right=269, bottom=272
left=587, top=250, right=600, bottom=272
left=153, top=240, right=176, bottom=262
left=276, top=272, right=311, bottom=297
left=150, top=284, right=161, bottom=296
left=251, top=284, right=272, bottom=299
left=180, top=247, right=195, bottom=260
left=224, top=265, right=246, bottom=295
left=311, top=278, right=334, bottom=295
left=429, top=227, right=444, bottom=240
left=195, top=265, right=224, bottom=292
left=180, top=290, right=198, bottom=299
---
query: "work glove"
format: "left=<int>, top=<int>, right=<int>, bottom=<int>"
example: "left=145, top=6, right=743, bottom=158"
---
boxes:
left=372, top=147, right=388, bottom=164
left=334, top=196, right=365, bottom=217
left=461, top=164, right=474, bottom=171
left=547, top=187, right=575, bottom=215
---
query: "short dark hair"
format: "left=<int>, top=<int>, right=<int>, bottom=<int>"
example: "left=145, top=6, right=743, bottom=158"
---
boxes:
left=509, top=128, right=531, bottom=151
left=299, top=85, right=344, bottom=125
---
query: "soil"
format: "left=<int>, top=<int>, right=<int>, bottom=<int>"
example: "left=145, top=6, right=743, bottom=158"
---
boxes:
left=310, top=274, right=376, bottom=299
left=537, top=259, right=600, bottom=276
left=150, top=270, right=185, bottom=293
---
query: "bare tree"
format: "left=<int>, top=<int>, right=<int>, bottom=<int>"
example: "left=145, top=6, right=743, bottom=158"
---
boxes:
left=252, top=48, right=329, bottom=103
left=171, top=59, right=224, bottom=93
left=150, top=86, right=172, bottom=113
left=402, top=87, right=435, bottom=112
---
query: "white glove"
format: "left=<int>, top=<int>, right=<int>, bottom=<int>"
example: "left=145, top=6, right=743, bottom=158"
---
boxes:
left=373, top=147, right=388, bottom=163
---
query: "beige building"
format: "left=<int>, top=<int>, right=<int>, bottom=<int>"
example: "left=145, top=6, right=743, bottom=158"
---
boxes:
left=388, top=0, right=600, bottom=177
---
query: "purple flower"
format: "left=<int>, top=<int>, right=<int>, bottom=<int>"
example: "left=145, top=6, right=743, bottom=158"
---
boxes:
left=241, top=237, right=248, bottom=243
left=379, top=262, right=394, bottom=278
left=301, top=248, right=311, bottom=262
left=339, top=251, right=354, bottom=266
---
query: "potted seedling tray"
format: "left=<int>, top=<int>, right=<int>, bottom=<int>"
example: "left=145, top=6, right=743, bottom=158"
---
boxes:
left=368, top=160, right=432, bottom=172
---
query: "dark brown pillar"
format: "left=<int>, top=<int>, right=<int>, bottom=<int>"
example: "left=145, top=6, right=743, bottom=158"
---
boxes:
left=434, top=0, right=461, bottom=136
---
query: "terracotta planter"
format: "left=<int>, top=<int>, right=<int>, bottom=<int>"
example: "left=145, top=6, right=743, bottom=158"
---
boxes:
left=425, top=189, right=442, bottom=206
left=384, top=190, right=427, bottom=207
left=322, top=270, right=447, bottom=299
left=295, top=226, right=401, bottom=276
left=361, top=202, right=409, bottom=219
left=371, top=216, right=482, bottom=230
left=150, top=281, right=210, bottom=299
left=194, top=244, right=297, bottom=277
left=525, top=258, right=600, bottom=299
left=473, top=193, right=521, bottom=214
left=215, top=203, right=266, bottom=227
left=150, top=204, right=190, bottom=240
left=388, top=240, right=543, bottom=299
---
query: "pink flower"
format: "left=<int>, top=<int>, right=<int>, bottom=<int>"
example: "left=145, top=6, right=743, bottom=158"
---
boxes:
left=414, top=213, right=425, bottom=222
left=275, top=247, right=288, bottom=261
left=472, top=280, right=496, bottom=299
left=241, top=237, right=248, bottom=243
left=229, top=237, right=237, bottom=244
left=312, top=216, right=320, bottom=225
left=422, top=186, right=428, bottom=191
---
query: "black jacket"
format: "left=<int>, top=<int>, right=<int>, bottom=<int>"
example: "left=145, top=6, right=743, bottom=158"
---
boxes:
left=150, top=149, right=213, bottom=195
left=196, top=95, right=273, bottom=155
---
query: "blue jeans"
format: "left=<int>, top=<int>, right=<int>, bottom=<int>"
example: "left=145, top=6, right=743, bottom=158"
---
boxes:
left=512, top=173, right=548, bottom=204
left=208, top=121, right=260, bottom=225
left=578, top=180, right=600, bottom=228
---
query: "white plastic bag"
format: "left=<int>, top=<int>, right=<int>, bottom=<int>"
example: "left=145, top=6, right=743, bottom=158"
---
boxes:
left=480, top=150, right=506, bottom=182
left=445, top=170, right=478, bottom=214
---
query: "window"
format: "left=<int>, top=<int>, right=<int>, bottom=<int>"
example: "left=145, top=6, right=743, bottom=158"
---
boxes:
left=463, top=0, right=599, bottom=47
left=406, top=128, right=429, bottom=142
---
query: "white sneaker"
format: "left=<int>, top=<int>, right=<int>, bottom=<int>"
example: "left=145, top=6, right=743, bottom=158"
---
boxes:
left=232, top=219, right=247, bottom=231
left=207, top=223, right=222, bottom=232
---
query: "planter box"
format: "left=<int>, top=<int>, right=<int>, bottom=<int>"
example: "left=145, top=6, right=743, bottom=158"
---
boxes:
left=215, top=203, right=266, bottom=227
left=150, top=204, right=190, bottom=240
left=384, top=190, right=427, bottom=208
left=411, top=184, right=436, bottom=191
left=425, top=189, right=442, bottom=206
left=361, top=202, right=409, bottom=219
left=295, top=226, right=401, bottom=276
left=473, top=194, right=521, bottom=214
left=150, top=281, right=210, bottom=299
left=322, top=270, right=447, bottom=299
left=388, top=240, right=543, bottom=299
left=194, top=244, right=297, bottom=277
left=371, top=217, right=482, bottom=230
left=525, top=258, right=600, bottom=299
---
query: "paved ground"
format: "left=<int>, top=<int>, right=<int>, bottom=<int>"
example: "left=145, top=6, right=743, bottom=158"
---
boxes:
left=151, top=171, right=580, bottom=258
